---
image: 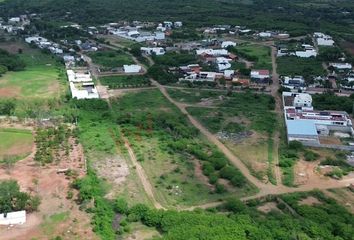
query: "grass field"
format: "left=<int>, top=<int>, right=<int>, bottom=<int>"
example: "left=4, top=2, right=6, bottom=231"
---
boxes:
left=236, top=44, right=272, bottom=70
left=89, top=50, right=134, bottom=70
left=168, top=88, right=277, bottom=182
left=0, top=128, right=33, bottom=161
left=0, top=47, right=65, bottom=99
left=277, top=56, right=325, bottom=76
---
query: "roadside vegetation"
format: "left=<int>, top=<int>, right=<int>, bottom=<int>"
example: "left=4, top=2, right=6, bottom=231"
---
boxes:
left=111, top=90, right=255, bottom=207
left=168, top=88, right=277, bottom=182
left=88, top=50, right=134, bottom=71
left=99, top=75, right=151, bottom=89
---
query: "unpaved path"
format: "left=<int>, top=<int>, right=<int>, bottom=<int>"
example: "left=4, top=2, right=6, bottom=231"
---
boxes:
left=270, top=46, right=283, bottom=186
left=122, top=135, right=165, bottom=210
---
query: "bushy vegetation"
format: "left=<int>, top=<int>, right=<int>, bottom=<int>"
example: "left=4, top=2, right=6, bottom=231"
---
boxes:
left=152, top=52, right=197, bottom=67
left=312, top=93, right=354, bottom=114
left=111, top=90, right=253, bottom=201
left=0, top=180, right=40, bottom=213
left=84, top=191, right=354, bottom=240
left=34, top=125, right=73, bottom=165
left=0, top=49, right=26, bottom=74
left=147, top=65, right=177, bottom=85
left=99, top=75, right=150, bottom=89
left=277, top=56, right=325, bottom=78
left=89, top=50, right=134, bottom=70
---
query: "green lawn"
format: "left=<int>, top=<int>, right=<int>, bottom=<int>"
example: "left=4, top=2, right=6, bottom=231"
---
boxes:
left=99, top=75, right=151, bottom=89
left=0, top=66, right=61, bottom=98
left=0, top=128, right=33, bottom=161
left=277, top=56, right=325, bottom=76
left=236, top=44, right=272, bottom=70
left=89, top=50, right=134, bottom=70
left=0, top=49, right=65, bottom=99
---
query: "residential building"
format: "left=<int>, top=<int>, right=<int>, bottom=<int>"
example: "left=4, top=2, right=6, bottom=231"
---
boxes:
left=67, top=70, right=99, bottom=99
left=314, top=32, right=335, bottom=46
left=221, top=41, right=236, bottom=49
left=141, top=47, right=165, bottom=55
left=196, top=49, right=228, bottom=56
left=0, top=211, right=26, bottom=225
left=123, top=64, right=142, bottom=73
left=329, top=63, right=352, bottom=70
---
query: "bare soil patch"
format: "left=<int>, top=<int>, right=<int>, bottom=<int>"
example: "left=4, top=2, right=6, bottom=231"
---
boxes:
left=0, top=86, right=21, bottom=98
left=0, top=130, right=97, bottom=240
left=299, top=196, right=322, bottom=206
left=92, top=155, right=129, bottom=199
left=257, top=202, right=281, bottom=214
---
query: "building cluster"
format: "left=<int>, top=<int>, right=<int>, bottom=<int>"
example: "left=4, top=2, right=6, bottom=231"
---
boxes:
left=283, top=92, right=354, bottom=148
left=107, top=25, right=166, bottom=43
left=25, top=36, right=64, bottom=54
left=314, top=32, right=335, bottom=47
left=281, top=76, right=306, bottom=91
left=0, top=15, right=31, bottom=33
left=66, top=69, right=99, bottom=99
left=277, top=44, right=317, bottom=58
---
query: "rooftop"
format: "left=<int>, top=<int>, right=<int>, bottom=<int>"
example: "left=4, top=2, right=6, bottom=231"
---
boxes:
left=286, top=120, right=318, bottom=136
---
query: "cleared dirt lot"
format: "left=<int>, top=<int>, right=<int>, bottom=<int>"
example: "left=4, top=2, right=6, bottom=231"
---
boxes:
left=0, top=125, right=97, bottom=240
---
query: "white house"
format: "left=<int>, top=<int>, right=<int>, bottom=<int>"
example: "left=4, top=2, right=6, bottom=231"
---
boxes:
left=293, top=93, right=312, bottom=108
left=141, top=47, right=165, bottom=56
left=258, top=32, right=272, bottom=38
left=25, top=36, right=48, bottom=44
left=174, top=21, right=183, bottom=28
left=196, top=49, right=228, bottom=56
left=123, top=64, right=142, bottom=73
left=251, top=70, right=270, bottom=79
left=221, top=41, right=236, bottom=49
left=0, top=211, right=26, bottom=225
left=295, top=45, right=317, bottom=58
left=314, top=32, right=335, bottom=46
left=329, top=63, right=352, bottom=70
left=67, top=70, right=99, bottom=99
left=216, top=57, right=232, bottom=71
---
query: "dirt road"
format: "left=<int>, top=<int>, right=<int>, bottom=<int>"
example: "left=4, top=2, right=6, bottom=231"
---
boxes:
left=122, top=135, right=165, bottom=210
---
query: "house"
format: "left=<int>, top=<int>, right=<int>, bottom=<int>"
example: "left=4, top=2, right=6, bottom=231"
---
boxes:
left=67, top=70, right=99, bottom=99
left=282, top=92, right=354, bottom=146
left=141, top=47, right=165, bottom=56
left=251, top=70, right=270, bottom=79
left=123, top=64, right=142, bottom=73
left=314, top=32, right=335, bottom=46
left=283, top=76, right=306, bottom=90
left=329, top=63, right=352, bottom=70
left=293, top=93, right=312, bottom=108
left=295, top=45, right=317, bottom=58
left=174, top=21, right=183, bottom=28
left=216, top=57, right=232, bottom=71
left=258, top=32, right=272, bottom=38
left=224, top=70, right=235, bottom=79
left=232, top=77, right=250, bottom=86
left=0, top=211, right=26, bottom=225
left=25, top=36, right=48, bottom=44
left=221, top=41, right=236, bottom=49
left=196, top=49, right=228, bottom=56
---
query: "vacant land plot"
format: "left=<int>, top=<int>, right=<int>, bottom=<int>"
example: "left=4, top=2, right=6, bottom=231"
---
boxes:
left=169, top=88, right=277, bottom=182
left=236, top=44, right=272, bottom=70
left=0, top=128, right=33, bottom=162
left=0, top=48, right=64, bottom=99
left=277, top=56, right=325, bottom=76
left=99, top=75, right=150, bottom=89
left=89, top=50, right=134, bottom=70
left=111, top=89, right=256, bottom=208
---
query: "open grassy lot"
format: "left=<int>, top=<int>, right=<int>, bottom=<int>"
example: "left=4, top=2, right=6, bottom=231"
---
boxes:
left=111, top=89, right=256, bottom=208
left=0, top=128, right=33, bottom=162
left=99, top=75, right=151, bottom=89
left=89, top=50, right=134, bottom=70
left=0, top=47, right=65, bottom=99
left=277, top=56, right=325, bottom=76
left=235, top=43, right=272, bottom=70
left=168, top=88, right=277, bottom=182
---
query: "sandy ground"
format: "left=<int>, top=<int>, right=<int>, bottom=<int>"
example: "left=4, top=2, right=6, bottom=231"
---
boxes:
left=0, top=133, right=97, bottom=240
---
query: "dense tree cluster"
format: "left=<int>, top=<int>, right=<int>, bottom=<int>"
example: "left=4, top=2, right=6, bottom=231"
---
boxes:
left=312, top=93, right=354, bottom=114
left=0, top=49, right=25, bottom=75
left=0, top=180, right=40, bottom=213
